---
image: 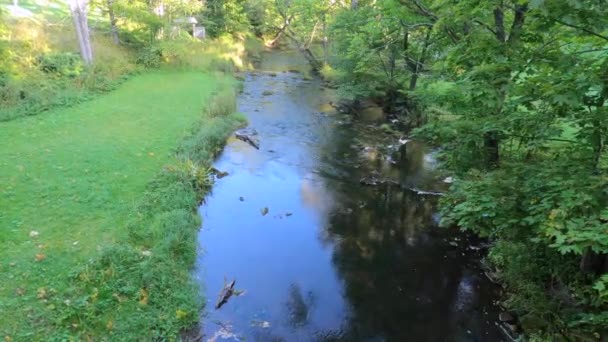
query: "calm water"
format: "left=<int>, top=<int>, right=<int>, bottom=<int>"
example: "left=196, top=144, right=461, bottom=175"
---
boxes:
left=194, top=51, right=503, bottom=341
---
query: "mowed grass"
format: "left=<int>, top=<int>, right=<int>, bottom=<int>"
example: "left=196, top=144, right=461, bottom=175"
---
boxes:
left=0, top=70, right=233, bottom=337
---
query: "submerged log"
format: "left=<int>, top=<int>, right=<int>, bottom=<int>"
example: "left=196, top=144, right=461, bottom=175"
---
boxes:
left=406, top=187, right=444, bottom=196
left=215, top=279, right=236, bottom=310
left=235, top=129, right=260, bottom=150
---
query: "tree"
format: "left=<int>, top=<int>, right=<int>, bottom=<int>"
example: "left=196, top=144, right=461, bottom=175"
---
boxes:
left=106, top=0, right=120, bottom=44
left=69, top=0, right=93, bottom=64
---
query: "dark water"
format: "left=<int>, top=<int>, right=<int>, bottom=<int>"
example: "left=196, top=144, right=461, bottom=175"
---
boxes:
left=194, top=51, right=503, bottom=342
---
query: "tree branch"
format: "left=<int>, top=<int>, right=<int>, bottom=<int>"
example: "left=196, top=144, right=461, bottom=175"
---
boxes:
left=473, top=19, right=496, bottom=36
left=552, top=17, right=608, bottom=42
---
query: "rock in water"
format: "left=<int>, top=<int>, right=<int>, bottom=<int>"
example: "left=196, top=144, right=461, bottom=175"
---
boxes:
left=499, top=311, right=515, bottom=323
left=261, top=207, right=269, bottom=216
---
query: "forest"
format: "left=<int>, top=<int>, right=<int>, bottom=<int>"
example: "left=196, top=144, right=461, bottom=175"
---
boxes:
left=1, top=0, right=607, bottom=340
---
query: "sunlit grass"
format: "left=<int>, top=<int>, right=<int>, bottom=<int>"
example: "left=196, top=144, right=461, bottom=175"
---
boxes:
left=0, top=71, right=239, bottom=338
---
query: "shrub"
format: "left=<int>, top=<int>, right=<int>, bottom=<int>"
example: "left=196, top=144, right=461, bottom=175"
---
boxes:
left=37, top=52, right=83, bottom=77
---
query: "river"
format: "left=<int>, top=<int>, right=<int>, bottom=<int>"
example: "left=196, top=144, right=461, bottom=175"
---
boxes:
left=193, top=50, right=504, bottom=341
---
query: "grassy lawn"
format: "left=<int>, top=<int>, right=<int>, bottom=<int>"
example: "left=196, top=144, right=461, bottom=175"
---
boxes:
left=0, top=70, right=238, bottom=338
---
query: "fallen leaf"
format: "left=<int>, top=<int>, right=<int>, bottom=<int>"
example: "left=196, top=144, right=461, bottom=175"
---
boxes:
left=148, top=152, right=155, bottom=156
left=35, top=253, right=46, bottom=262
left=176, top=309, right=188, bottom=319
left=139, top=288, right=148, bottom=305
left=29, top=230, right=39, bottom=238
left=106, top=320, right=113, bottom=330
left=5, top=335, right=13, bottom=342
left=37, top=287, right=47, bottom=299
left=112, top=293, right=127, bottom=303
left=15, top=288, right=25, bottom=296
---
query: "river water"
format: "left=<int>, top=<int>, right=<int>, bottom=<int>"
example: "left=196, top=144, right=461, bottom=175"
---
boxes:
left=194, top=51, right=503, bottom=341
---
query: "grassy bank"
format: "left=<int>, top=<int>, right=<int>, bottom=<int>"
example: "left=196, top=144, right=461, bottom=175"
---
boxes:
left=0, top=70, right=245, bottom=339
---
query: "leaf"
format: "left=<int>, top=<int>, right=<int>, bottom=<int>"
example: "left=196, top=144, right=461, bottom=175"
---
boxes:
left=139, top=288, right=148, bottom=305
left=176, top=309, right=188, bottom=320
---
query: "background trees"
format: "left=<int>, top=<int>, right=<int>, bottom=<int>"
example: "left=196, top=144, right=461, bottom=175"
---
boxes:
left=263, top=0, right=607, bottom=338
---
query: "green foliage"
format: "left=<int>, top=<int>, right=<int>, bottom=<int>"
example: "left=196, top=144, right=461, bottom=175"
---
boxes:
left=135, top=45, right=163, bottom=67
left=300, top=0, right=608, bottom=338
left=201, top=0, right=250, bottom=37
left=37, top=52, right=84, bottom=77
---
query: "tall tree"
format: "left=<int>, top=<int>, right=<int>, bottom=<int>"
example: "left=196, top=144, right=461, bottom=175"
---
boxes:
left=106, top=0, right=120, bottom=44
left=69, top=0, right=93, bottom=64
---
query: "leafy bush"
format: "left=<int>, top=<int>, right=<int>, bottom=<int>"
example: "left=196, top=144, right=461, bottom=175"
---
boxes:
left=135, top=45, right=163, bottom=68
left=37, top=52, right=83, bottom=77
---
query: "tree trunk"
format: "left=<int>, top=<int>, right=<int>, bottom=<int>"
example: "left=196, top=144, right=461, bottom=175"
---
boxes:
left=107, top=0, right=120, bottom=44
left=409, top=28, right=432, bottom=91
left=580, top=248, right=608, bottom=274
left=69, top=0, right=93, bottom=65
left=268, top=15, right=293, bottom=47
left=484, top=131, right=500, bottom=168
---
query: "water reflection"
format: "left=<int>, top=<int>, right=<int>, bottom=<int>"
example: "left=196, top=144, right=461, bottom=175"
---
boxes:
left=194, top=51, right=502, bottom=341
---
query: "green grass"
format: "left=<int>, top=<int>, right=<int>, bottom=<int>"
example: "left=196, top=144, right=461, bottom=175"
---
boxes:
left=0, top=70, right=245, bottom=339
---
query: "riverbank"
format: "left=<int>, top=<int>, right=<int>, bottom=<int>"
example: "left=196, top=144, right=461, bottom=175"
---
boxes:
left=0, top=70, right=245, bottom=339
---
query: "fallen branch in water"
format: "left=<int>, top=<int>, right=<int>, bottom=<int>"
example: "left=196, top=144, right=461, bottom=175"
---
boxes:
left=406, top=187, right=444, bottom=196
left=215, top=279, right=236, bottom=310
left=235, top=129, right=260, bottom=149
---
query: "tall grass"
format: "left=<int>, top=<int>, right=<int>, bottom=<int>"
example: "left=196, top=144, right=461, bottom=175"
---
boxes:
left=0, top=19, right=137, bottom=121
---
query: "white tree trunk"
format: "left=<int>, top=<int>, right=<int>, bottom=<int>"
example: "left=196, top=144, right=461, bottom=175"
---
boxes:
left=69, top=0, right=93, bottom=65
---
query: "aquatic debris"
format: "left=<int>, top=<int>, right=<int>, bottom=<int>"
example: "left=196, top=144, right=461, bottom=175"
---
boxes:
left=360, top=175, right=398, bottom=186
left=398, top=138, right=411, bottom=145
left=285, top=212, right=293, bottom=217
left=406, top=188, right=444, bottom=196
left=210, top=167, right=229, bottom=179
left=215, top=279, right=236, bottom=310
left=262, top=90, right=274, bottom=96
left=235, top=128, right=260, bottom=150
left=208, top=322, right=239, bottom=342
left=261, top=207, right=269, bottom=216
left=251, top=320, right=271, bottom=328
left=239, top=196, right=244, bottom=201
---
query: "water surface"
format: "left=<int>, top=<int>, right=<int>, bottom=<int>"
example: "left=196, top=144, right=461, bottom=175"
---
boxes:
left=194, top=51, right=503, bottom=341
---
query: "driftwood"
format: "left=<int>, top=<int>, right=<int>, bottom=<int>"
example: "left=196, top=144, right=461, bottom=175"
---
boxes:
left=406, top=187, right=444, bottom=196
left=215, top=279, right=236, bottom=310
left=235, top=129, right=260, bottom=150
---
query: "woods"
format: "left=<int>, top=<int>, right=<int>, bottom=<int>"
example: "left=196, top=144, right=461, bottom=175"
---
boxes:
left=263, top=0, right=607, bottom=339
